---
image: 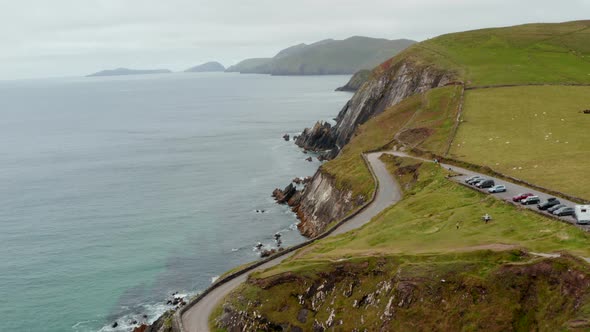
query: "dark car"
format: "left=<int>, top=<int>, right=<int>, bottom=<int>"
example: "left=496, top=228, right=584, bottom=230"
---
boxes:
left=521, top=196, right=541, bottom=205
left=476, top=179, right=495, bottom=189
left=555, top=207, right=575, bottom=216
left=513, top=193, right=534, bottom=202
left=465, top=175, right=482, bottom=184
left=469, top=177, right=486, bottom=185
left=547, top=204, right=566, bottom=214
left=538, top=198, right=561, bottom=210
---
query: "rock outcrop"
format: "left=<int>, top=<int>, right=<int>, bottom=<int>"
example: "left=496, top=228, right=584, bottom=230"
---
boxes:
left=299, top=59, right=455, bottom=154
left=272, top=183, right=297, bottom=204
left=295, top=121, right=335, bottom=151
left=291, top=59, right=455, bottom=237
left=294, top=171, right=361, bottom=237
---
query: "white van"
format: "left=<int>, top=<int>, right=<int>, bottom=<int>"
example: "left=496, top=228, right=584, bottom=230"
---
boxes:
left=574, top=205, right=590, bottom=224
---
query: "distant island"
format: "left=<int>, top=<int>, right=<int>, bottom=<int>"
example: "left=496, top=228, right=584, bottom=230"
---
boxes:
left=87, top=68, right=172, bottom=77
left=184, top=61, right=225, bottom=72
left=226, top=36, right=416, bottom=75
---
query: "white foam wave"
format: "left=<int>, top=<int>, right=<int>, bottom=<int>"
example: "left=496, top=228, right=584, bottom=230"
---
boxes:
left=90, top=291, right=197, bottom=332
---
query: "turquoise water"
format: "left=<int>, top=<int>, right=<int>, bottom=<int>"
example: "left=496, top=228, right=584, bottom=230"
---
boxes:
left=0, top=73, right=351, bottom=331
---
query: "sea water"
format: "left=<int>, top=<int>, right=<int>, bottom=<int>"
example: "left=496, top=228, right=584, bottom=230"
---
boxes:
left=0, top=72, right=351, bottom=331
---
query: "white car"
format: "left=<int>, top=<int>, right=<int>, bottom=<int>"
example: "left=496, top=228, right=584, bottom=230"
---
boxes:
left=488, top=184, right=506, bottom=193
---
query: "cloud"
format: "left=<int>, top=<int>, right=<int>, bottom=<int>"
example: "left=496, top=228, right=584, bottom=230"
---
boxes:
left=1, top=0, right=589, bottom=79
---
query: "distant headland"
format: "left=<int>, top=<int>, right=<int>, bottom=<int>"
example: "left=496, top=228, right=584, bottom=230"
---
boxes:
left=87, top=68, right=172, bottom=77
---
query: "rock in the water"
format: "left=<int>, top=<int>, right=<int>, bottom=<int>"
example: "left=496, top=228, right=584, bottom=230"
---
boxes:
left=112, top=322, right=118, bottom=328
left=133, top=324, right=148, bottom=332
left=295, top=121, right=336, bottom=152
left=305, top=157, right=313, bottom=162
left=283, top=133, right=290, bottom=141
left=260, top=248, right=277, bottom=258
left=272, top=183, right=297, bottom=204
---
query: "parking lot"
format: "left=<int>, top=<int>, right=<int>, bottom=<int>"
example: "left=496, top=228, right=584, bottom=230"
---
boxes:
left=388, top=151, right=589, bottom=232
left=449, top=167, right=589, bottom=231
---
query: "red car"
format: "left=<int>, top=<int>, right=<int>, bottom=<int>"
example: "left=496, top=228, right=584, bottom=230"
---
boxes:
left=512, top=193, right=534, bottom=202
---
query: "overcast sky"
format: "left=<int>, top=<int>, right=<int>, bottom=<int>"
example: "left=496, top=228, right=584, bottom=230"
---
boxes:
left=1, top=0, right=589, bottom=80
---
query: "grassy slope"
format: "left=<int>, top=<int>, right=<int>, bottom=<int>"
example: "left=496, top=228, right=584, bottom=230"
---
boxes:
left=321, top=85, right=462, bottom=200
left=213, top=158, right=590, bottom=331
left=282, top=159, right=590, bottom=269
left=450, top=86, right=590, bottom=199
left=218, top=253, right=590, bottom=332
left=394, top=20, right=590, bottom=86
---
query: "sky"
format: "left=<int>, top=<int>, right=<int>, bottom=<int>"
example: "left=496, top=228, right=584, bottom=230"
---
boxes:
left=1, top=0, right=590, bottom=80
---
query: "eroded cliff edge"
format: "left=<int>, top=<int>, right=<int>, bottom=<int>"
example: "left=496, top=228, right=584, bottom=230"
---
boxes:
left=292, top=58, right=456, bottom=237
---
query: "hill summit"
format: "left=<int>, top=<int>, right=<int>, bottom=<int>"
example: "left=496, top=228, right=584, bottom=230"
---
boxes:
left=226, top=36, right=416, bottom=75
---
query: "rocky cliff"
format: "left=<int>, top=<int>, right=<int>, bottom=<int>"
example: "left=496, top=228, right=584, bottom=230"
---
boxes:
left=293, top=58, right=455, bottom=237
left=293, top=171, right=361, bottom=237
left=297, top=59, right=455, bottom=152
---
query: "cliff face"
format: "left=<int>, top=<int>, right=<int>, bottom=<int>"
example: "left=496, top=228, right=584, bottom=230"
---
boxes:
left=293, top=59, right=455, bottom=237
left=294, top=170, right=359, bottom=237
left=298, top=59, right=455, bottom=152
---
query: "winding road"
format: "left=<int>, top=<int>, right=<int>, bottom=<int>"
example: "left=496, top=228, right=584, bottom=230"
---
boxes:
left=181, top=151, right=586, bottom=331
left=180, top=152, right=402, bottom=332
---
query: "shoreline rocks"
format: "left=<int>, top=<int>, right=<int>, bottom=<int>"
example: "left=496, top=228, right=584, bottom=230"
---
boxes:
left=272, top=183, right=297, bottom=204
left=295, top=121, right=336, bottom=152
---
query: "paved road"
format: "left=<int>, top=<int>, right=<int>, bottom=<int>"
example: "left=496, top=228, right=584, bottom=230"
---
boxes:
left=386, top=151, right=588, bottom=231
left=181, top=152, right=402, bottom=332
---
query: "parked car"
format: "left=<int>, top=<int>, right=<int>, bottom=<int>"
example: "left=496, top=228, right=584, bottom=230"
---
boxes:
left=488, top=185, right=506, bottom=193
left=538, top=197, right=560, bottom=210
left=521, top=196, right=541, bottom=205
left=513, top=193, right=534, bottom=202
left=476, top=179, right=495, bottom=189
left=547, top=204, right=566, bottom=214
left=469, top=177, right=485, bottom=185
left=554, top=207, right=575, bottom=216
left=465, top=175, right=482, bottom=184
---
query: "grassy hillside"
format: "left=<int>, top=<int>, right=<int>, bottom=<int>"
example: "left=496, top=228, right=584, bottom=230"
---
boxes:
left=215, top=253, right=590, bottom=332
left=321, top=85, right=462, bottom=200
left=450, top=85, right=590, bottom=199
left=212, top=158, right=590, bottom=331
left=381, top=20, right=590, bottom=86
left=227, top=37, right=416, bottom=75
left=299, top=159, right=590, bottom=261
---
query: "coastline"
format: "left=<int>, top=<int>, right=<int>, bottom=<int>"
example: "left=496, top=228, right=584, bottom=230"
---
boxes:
left=81, top=75, right=351, bottom=332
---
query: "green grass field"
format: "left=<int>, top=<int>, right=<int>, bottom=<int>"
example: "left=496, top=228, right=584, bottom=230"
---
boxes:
left=379, top=20, right=590, bottom=86
left=450, top=85, right=590, bottom=200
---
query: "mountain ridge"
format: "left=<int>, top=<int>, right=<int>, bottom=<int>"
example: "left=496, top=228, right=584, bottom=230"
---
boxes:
left=226, top=36, right=416, bottom=75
